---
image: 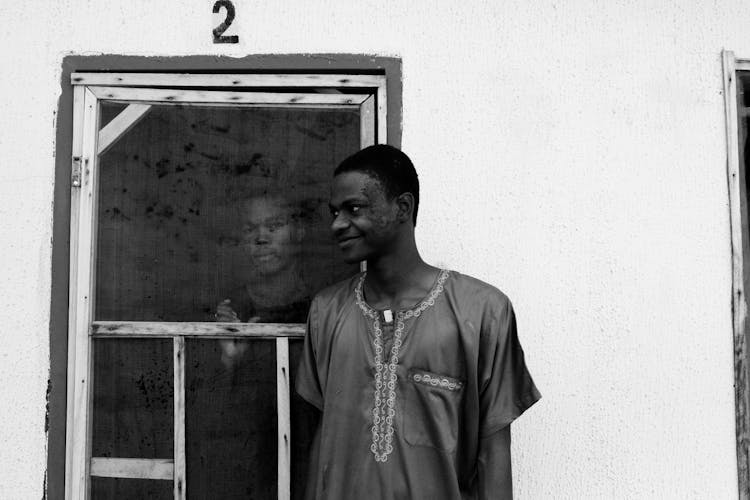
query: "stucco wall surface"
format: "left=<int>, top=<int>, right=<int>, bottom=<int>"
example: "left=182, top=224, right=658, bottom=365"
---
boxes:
left=1, top=0, right=749, bottom=498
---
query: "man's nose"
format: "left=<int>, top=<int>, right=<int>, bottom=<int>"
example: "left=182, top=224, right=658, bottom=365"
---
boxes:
left=254, top=227, right=270, bottom=243
left=330, top=213, right=349, bottom=233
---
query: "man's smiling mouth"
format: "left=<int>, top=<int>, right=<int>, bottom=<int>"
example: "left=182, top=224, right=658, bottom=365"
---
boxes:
left=337, top=236, right=361, bottom=246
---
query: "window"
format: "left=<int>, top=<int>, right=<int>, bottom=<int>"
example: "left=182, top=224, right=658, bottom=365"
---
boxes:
left=723, top=50, right=750, bottom=498
left=65, top=72, right=387, bottom=499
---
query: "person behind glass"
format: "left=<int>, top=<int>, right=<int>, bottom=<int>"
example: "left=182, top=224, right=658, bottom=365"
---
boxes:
left=295, top=145, right=541, bottom=499
left=215, top=192, right=310, bottom=366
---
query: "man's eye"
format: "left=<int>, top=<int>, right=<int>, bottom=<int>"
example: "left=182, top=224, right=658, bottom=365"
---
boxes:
left=330, top=209, right=339, bottom=218
left=350, top=206, right=360, bottom=214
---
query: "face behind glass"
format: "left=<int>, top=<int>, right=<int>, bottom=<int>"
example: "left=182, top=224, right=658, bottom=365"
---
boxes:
left=329, top=171, right=400, bottom=264
left=240, top=197, right=300, bottom=276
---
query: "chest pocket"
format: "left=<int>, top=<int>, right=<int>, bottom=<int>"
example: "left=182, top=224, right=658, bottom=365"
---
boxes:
left=402, top=368, right=465, bottom=452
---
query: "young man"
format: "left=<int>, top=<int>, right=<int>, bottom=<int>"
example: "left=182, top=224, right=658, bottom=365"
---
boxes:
left=215, top=192, right=311, bottom=366
left=296, top=145, right=540, bottom=499
left=216, top=192, right=310, bottom=323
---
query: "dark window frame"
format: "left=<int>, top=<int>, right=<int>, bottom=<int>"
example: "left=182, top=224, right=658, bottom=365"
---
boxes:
left=48, top=54, right=402, bottom=500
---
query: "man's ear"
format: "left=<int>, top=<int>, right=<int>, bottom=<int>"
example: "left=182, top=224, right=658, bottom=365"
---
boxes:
left=395, top=192, right=415, bottom=224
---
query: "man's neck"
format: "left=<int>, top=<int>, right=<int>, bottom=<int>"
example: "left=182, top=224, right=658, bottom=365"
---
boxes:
left=364, top=237, right=440, bottom=310
left=248, top=264, right=307, bottom=306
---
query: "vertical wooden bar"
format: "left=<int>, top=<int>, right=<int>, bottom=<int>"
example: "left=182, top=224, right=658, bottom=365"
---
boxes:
left=173, top=337, right=187, bottom=500
left=724, top=49, right=750, bottom=500
left=376, top=81, right=388, bottom=144
left=360, top=95, right=375, bottom=148
left=67, top=87, right=100, bottom=500
left=276, top=337, right=291, bottom=500
left=65, top=84, right=85, bottom=500
left=359, top=92, right=377, bottom=275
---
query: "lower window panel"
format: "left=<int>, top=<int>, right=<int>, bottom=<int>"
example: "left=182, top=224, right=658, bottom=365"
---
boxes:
left=185, top=339, right=277, bottom=499
left=88, top=336, right=319, bottom=497
left=92, top=338, right=174, bottom=458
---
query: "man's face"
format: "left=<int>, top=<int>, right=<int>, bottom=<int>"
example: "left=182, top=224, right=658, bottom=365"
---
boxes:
left=329, top=171, right=400, bottom=263
left=240, top=197, right=299, bottom=276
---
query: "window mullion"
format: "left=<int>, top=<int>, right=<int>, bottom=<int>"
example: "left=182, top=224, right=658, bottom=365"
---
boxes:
left=276, top=337, right=291, bottom=500
left=173, top=336, right=187, bottom=500
left=376, top=84, right=387, bottom=143
left=360, top=95, right=375, bottom=148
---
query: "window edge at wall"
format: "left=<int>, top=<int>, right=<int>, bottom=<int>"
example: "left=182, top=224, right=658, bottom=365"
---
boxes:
left=723, top=49, right=750, bottom=500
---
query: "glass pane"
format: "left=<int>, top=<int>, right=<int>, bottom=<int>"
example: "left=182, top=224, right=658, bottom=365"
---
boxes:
left=95, top=104, right=361, bottom=321
left=186, top=339, right=277, bottom=499
left=740, top=72, right=750, bottom=108
left=92, top=339, right=173, bottom=458
left=740, top=73, right=750, bottom=205
left=90, top=477, right=172, bottom=500
left=100, top=101, right=129, bottom=129
left=289, top=338, right=319, bottom=500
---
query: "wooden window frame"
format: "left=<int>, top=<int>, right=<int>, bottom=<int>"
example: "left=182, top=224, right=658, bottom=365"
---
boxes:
left=65, top=72, right=386, bottom=500
left=723, top=50, right=750, bottom=500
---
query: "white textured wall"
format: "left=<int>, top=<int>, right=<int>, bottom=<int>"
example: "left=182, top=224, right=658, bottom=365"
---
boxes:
left=1, top=0, right=748, bottom=498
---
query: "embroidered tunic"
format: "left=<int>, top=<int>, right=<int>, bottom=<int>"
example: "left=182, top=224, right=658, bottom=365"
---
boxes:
left=295, top=270, right=540, bottom=500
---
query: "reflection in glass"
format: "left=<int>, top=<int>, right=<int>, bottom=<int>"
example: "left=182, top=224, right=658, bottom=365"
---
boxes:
left=96, top=105, right=360, bottom=321
left=90, top=477, right=172, bottom=500
left=186, top=339, right=277, bottom=499
left=215, top=193, right=311, bottom=325
left=92, top=339, right=173, bottom=458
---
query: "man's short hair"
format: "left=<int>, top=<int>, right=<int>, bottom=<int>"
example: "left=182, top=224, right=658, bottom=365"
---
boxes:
left=334, top=144, right=420, bottom=226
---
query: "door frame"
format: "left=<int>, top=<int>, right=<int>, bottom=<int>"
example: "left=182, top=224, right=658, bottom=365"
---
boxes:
left=48, top=54, right=402, bottom=500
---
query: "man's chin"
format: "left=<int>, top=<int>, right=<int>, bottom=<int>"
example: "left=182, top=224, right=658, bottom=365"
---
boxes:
left=252, top=260, right=287, bottom=276
left=341, top=255, right=362, bottom=265
left=339, top=249, right=366, bottom=265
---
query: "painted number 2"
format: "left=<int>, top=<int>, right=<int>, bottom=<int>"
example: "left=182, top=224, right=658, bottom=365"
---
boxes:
left=213, top=0, right=239, bottom=44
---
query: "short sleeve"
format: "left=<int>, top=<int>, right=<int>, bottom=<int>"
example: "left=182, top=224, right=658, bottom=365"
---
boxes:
left=479, top=299, right=541, bottom=436
left=295, top=296, right=324, bottom=410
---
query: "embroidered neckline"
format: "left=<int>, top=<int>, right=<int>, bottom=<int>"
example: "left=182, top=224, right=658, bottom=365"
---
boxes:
left=354, top=269, right=450, bottom=462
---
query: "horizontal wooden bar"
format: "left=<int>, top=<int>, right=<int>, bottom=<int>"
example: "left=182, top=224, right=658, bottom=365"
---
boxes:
left=71, top=72, right=386, bottom=89
left=90, top=457, right=173, bottom=480
left=91, top=321, right=305, bottom=338
left=100, top=102, right=359, bottom=111
left=88, top=86, right=370, bottom=106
